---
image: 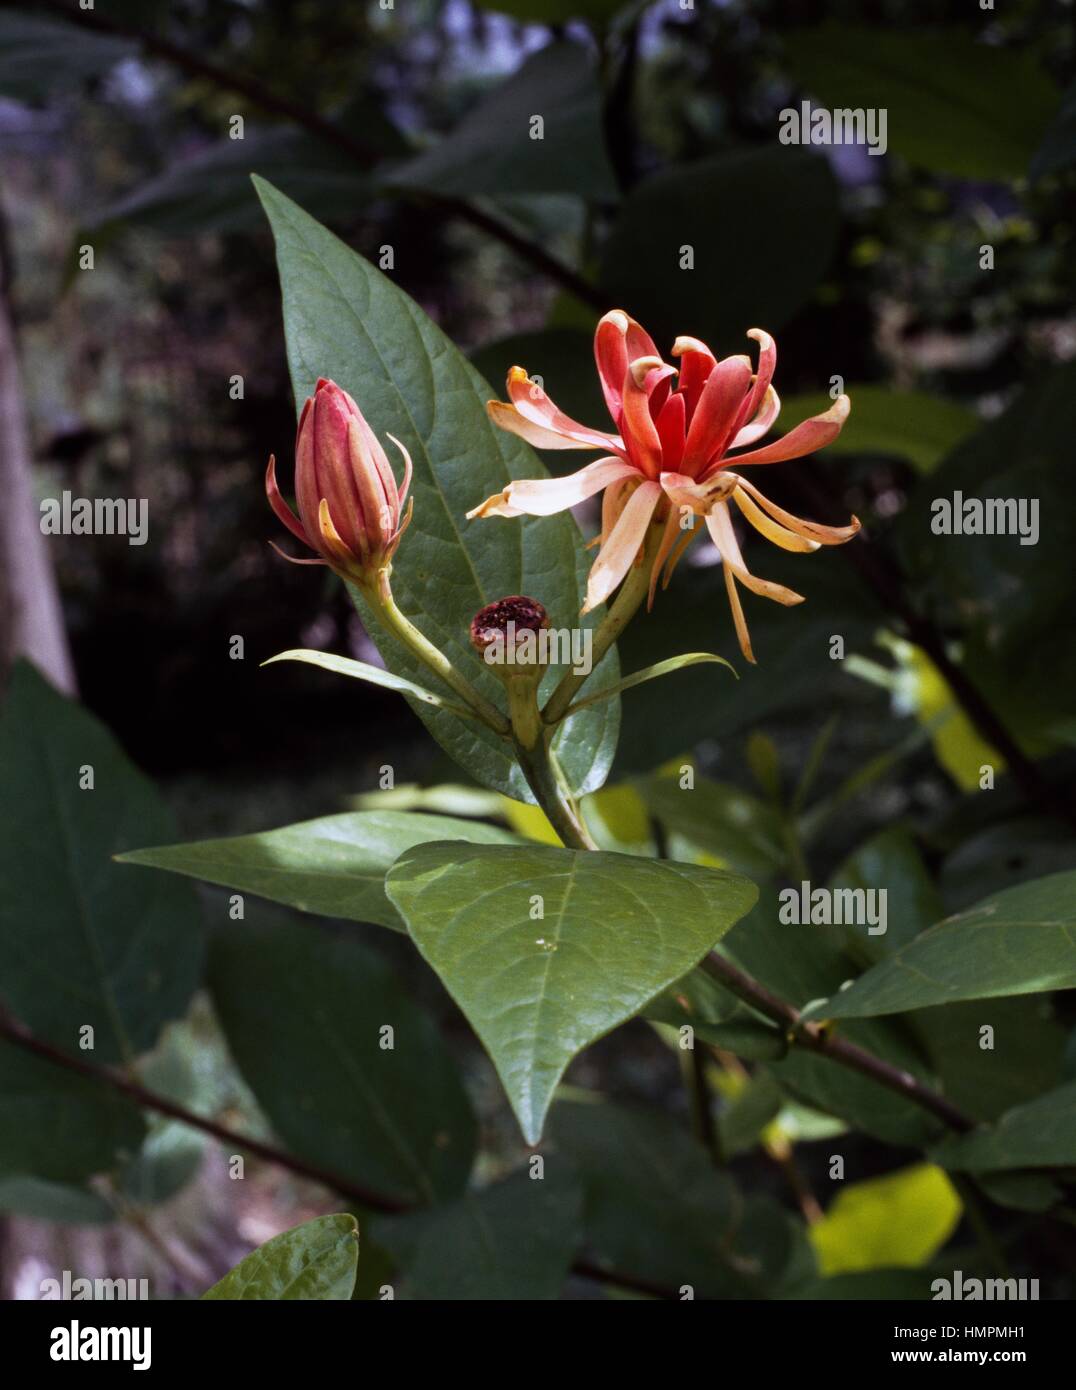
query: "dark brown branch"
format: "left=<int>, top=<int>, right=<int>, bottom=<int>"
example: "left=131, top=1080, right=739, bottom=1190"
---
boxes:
left=15, top=0, right=607, bottom=311
left=699, top=952, right=974, bottom=1134
left=0, top=1014, right=677, bottom=1299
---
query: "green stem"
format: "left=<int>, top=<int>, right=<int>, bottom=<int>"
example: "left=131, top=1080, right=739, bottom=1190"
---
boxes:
left=542, top=517, right=667, bottom=726
left=516, top=735, right=598, bottom=850
left=368, top=570, right=509, bottom=734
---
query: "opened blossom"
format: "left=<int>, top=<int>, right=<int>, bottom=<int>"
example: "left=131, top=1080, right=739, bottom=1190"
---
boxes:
left=467, top=311, right=860, bottom=662
left=267, top=377, right=412, bottom=585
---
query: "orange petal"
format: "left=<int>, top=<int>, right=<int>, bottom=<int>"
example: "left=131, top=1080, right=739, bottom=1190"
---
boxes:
left=506, top=367, right=622, bottom=451
left=487, top=400, right=613, bottom=452
left=725, top=395, right=850, bottom=467
left=265, top=455, right=312, bottom=546
left=467, top=457, right=639, bottom=520
left=732, top=483, right=819, bottom=553
left=582, top=479, right=662, bottom=612
left=735, top=476, right=861, bottom=545
left=706, top=502, right=805, bottom=605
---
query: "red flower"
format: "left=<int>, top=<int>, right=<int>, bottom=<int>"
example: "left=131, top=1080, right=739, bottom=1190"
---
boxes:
left=468, top=311, right=859, bottom=662
left=267, top=378, right=412, bottom=583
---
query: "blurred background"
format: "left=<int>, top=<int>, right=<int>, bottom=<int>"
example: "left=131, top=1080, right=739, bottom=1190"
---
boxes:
left=1, top=0, right=1075, bottom=1299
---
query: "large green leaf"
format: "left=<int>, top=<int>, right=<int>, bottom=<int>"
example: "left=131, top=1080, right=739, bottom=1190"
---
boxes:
left=599, top=148, right=839, bottom=354
left=0, top=12, right=134, bottom=101
left=806, top=872, right=1076, bottom=1020
left=722, top=888, right=943, bottom=1145
left=88, top=130, right=371, bottom=239
left=208, top=913, right=477, bottom=1204
left=777, top=389, right=978, bottom=475
left=388, top=41, right=617, bottom=201
left=783, top=26, right=1058, bottom=181
left=203, top=1214, right=358, bottom=1300
left=0, top=663, right=203, bottom=1064
left=120, top=810, right=520, bottom=934
left=0, top=1040, right=144, bottom=1184
left=385, top=842, right=758, bottom=1142
left=256, top=177, right=620, bottom=801
left=932, top=1082, right=1076, bottom=1173
left=550, top=1097, right=813, bottom=1297
left=374, top=1168, right=581, bottom=1300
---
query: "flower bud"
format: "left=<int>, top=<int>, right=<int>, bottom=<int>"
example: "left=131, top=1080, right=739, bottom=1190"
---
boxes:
left=266, top=377, right=413, bottom=585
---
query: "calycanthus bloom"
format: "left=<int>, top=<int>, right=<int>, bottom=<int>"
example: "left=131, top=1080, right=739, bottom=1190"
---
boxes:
left=467, top=311, right=860, bottom=662
left=266, top=377, right=413, bottom=587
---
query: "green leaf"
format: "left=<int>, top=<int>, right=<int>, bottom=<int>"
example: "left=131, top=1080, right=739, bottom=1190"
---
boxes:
left=782, top=25, right=1058, bottom=181
left=120, top=809, right=521, bottom=934
left=0, top=663, right=203, bottom=1063
left=807, top=872, right=1076, bottom=1020
left=387, top=41, right=617, bottom=201
left=374, top=1167, right=581, bottom=1300
left=932, top=1081, right=1076, bottom=1173
left=209, top=914, right=477, bottom=1204
left=722, top=888, right=943, bottom=1145
left=385, top=842, right=758, bottom=1142
left=0, top=1177, right=114, bottom=1225
left=203, top=1214, right=358, bottom=1300
left=777, top=389, right=978, bottom=474
left=473, top=0, right=625, bottom=22
left=1031, top=78, right=1076, bottom=180
left=87, top=130, right=371, bottom=239
left=828, top=826, right=943, bottom=959
left=599, top=148, right=839, bottom=354
left=916, top=997, right=1065, bottom=1125
left=255, top=177, right=620, bottom=801
left=0, top=1039, right=144, bottom=1184
left=567, top=652, right=736, bottom=714
left=0, top=12, right=134, bottom=101
left=263, top=649, right=478, bottom=721
left=550, top=1097, right=805, bottom=1298
left=640, top=772, right=786, bottom=879
left=809, top=1165, right=961, bottom=1275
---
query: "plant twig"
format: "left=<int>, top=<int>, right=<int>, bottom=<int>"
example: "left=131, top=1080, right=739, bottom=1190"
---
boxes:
left=0, top=1014, right=678, bottom=1299
left=698, top=952, right=974, bottom=1133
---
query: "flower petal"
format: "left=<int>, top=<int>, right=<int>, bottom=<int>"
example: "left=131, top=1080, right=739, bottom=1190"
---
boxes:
left=487, top=400, right=606, bottom=452
left=594, top=310, right=661, bottom=421
left=727, top=385, right=781, bottom=450
left=467, top=457, right=639, bottom=520
left=681, top=354, right=753, bottom=477
left=732, top=483, right=819, bottom=553
left=582, top=479, right=661, bottom=612
left=736, top=476, right=861, bottom=544
left=671, top=335, right=717, bottom=420
left=725, top=394, right=850, bottom=467
left=620, top=361, right=664, bottom=477
left=733, top=328, right=776, bottom=435
left=706, top=501, right=805, bottom=605
left=655, top=390, right=687, bottom=472
left=659, top=469, right=738, bottom=515
left=505, top=367, right=622, bottom=451
left=266, top=455, right=313, bottom=546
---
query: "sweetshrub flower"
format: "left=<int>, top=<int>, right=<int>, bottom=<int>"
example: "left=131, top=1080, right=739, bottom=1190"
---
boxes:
left=468, top=311, right=860, bottom=661
left=266, top=377, right=413, bottom=586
